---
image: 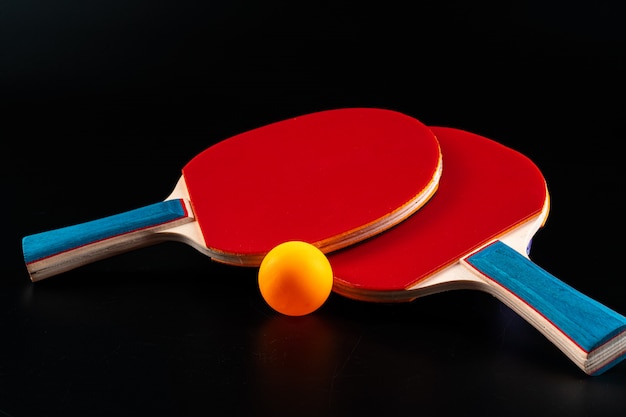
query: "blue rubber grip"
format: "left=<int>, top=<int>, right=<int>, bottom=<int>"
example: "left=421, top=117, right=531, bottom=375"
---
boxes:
left=23, top=199, right=189, bottom=264
left=465, top=241, right=626, bottom=374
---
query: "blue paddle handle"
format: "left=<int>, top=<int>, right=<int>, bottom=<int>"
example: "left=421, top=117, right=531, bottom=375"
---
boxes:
left=23, top=199, right=193, bottom=281
left=464, top=240, right=626, bottom=375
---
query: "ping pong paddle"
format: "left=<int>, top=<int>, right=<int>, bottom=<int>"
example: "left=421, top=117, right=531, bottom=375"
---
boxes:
left=329, top=126, right=626, bottom=376
left=22, top=108, right=442, bottom=282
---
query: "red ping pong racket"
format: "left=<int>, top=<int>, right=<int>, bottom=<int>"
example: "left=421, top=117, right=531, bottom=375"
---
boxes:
left=329, top=126, right=626, bottom=376
left=22, top=108, right=442, bottom=282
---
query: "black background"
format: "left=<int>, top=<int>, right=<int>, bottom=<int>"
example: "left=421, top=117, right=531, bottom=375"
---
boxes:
left=2, top=1, right=626, bottom=416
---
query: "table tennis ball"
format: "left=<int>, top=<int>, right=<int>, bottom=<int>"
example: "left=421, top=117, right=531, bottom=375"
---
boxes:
left=258, top=241, right=333, bottom=316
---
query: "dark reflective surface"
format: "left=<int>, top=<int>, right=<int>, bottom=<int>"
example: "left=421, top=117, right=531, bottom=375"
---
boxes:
left=3, top=1, right=625, bottom=416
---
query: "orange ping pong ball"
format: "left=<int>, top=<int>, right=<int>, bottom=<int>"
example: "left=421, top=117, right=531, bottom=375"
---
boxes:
left=258, top=241, right=333, bottom=316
